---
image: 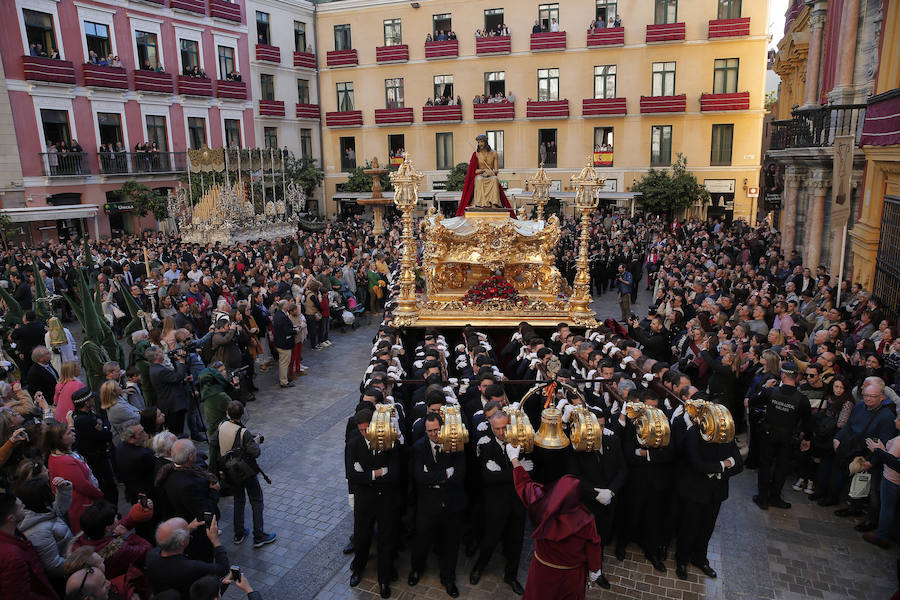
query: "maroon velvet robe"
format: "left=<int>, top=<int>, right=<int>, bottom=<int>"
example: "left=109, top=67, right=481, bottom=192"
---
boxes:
left=514, top=466, right=603, bottom=600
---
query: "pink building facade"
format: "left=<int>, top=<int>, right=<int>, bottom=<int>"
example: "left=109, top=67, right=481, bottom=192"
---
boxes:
left=0, top=0, right=254, bottom=242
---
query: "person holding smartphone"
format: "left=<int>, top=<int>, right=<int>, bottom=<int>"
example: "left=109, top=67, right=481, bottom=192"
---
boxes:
left=188, top=571, right=262, bottom=600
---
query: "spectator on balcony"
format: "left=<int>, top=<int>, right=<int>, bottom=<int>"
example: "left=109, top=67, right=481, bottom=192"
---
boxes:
left=70, top=140, right=84, bottom=174
left=436, top=30, right=447, bottom=41
left=111, top=55, right=122, bottom=67
left=46, top=143, right=59, bottom=175
left=532, top=20, right=542, bottom=34
left=507, top=91, right=515, bottom=104
left=456, top=95, right=462, bottom=106
left=501, top=24, right=510, bottom=36
left=614, top=14, right=622, bottom=27
left=475, top=29, right=483, bottom=38
left=425, top=33, right=433, bottom=42
left=88, top=50, right=99, bottom=65
left=226, top=71, right=242, bottom=82
left=448, top=31, right=457, bottom=40
left=306, top=45, right=314, bottom=53
left=425, top=98, right=433, bottom=106
left=29, top=43, right=40, bottom=57
left=550, top=19, right=560, bottom=32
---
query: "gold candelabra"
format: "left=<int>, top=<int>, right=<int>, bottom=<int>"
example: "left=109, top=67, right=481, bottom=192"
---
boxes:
left=568, top=157, right=603, bottom=325
left=525, top=162, right=552, bottom=221
left=390, top=153, right=424, bottom=325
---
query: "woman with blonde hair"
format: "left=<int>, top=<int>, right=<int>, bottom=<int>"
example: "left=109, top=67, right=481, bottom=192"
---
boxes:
left=100, top=380, right=139, bottom=446
left=161, top=316, right=177, bottom=351
left=53, top=361, right=83, bottom=423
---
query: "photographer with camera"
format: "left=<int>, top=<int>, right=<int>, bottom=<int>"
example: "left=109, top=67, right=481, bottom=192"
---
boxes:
left=199, top=361, right=241, bottom=438
left=147, top=347, right=190, bottom=437
left=614, top=263, right=633, bottom=323
left=210, top=401, right=276, bottom=548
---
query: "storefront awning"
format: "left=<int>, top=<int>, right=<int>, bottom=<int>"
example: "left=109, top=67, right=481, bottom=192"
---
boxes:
left=1, top=205, right=100, bottom=222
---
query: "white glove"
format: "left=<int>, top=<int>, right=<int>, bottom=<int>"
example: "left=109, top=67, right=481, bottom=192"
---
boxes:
left=510, top=402, right=521, bottom=411
left=391, top=344, right=404, bottom=354
left=520, top=458, right=534, bottom=472
left=505, top=443, right=521, bottom=462
left=477, top=436, right=491, bottom=446
left=448, top=377, right=458, bottom=385
left=550, top=332, right=561, bottom=342
left=643, top=373, right=654, bottom=382
left=565, top=346, right=577, bottom=355
left=589, top=569, right=602, bottom=583
left=353, top=462, right=363, bottom=473
left=455, top=344, right=466, bottom=353
left=622, top=356, right=635, bottom=365
left=348, top=493, right=354, bottom=511
left=446, top=395, right=459, bottom=405
left=556, top=398, right=569, bottom=411
left=512, top=332, right=522, bottom=342
left=446, top=467, right=455, bottom=478
left=486, top=459, right=502, bottom=472
left=477, top=421, right=488, bottom=432
left=594, top=488, right=613, bottom=505
left=603, top=342, right=614, bottom=353
left=380, top=467, right=389, bottom=477
left=562, top=404, right=575, bottom=423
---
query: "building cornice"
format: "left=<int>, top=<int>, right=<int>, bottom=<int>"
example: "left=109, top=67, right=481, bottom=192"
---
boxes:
left=315, top=0, right=430, bottom=13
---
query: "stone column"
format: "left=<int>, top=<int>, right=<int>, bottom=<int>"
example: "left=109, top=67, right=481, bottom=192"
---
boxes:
left=782, top=168, right=802, bottom=253
left=802, top=5, right=827, bottom=108
left=834, top=0, right=861, bottom=95
left=805, top=174, right=829, bottom=268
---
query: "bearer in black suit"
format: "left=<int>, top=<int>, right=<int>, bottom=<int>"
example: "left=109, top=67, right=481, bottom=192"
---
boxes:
left=346, top=408, right=403, bottom=598
left=408, top=413, right=467, bottom=597
left=571, top=424, right=627, bottom=589
left=26, top=345, right=58, bottom=406
left=675, top=417, right=742, bottom=581
left=469, top=410, right=526, bottom=596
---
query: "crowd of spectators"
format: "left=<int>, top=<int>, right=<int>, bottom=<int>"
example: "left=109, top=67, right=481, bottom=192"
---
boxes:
left=425, top=96, right=463, bottom=107
left=475, top=24, right=510, bottom=37
left=589, top=14, right=622, bottom=30
left=426, top=30, right=458, bottom=42
left=182, top=65, right=208, bottom=79
left=0, top=216, right=398, bottom=599
left=85, top=52, right=123, bottom=67
left=472, top=92, right=515, bottom=104
left=28, top=43, right=59, bottom=59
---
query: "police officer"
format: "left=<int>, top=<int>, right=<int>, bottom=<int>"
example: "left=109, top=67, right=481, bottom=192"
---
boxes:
left=752, top=362, right=812, bottom=510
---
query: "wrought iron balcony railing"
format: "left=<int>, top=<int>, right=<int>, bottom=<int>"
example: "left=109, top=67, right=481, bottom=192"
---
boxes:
left=769, top=104, right=867, bottom=150
left=97, top=151, right=188, bottom=175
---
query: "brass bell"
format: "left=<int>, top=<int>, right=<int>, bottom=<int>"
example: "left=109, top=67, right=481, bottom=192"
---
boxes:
left=534, top=407, right=570, bottom=450
left=569, top=405, right=602, bottom=452
left=364, top=404, right=400, bottom=451
left=624, top=401, right=670, bottom=448
left=685, top=399, right=735, bottom=443
left=438, top=404, right=469, bottom=452
left=503, top=405, right=535, bottom=453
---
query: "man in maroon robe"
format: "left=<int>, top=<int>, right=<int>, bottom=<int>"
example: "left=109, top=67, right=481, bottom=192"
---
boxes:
left=507, top=444, right=603, bottom=599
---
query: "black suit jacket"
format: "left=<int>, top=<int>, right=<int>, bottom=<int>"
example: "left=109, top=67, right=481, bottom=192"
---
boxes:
left=26, top=362, right=57, bottom=404
left=11, top=322, right=46, bottom=358
left=116, top=441, right=156, bottom=503
left=676, top=426, right=743, bottom=504
left=344, top=435, right=402, bottom=496
left=573, top=434, right=628, bottom=513
left=411, top=436, right=467, bottom=511
left=622, top=420, right=676, bottom=492
left=144, top=545, right=229, bottom=599
left=149, top=362, right=189, bottom=415
left=272, top=310, right=296, bottom=350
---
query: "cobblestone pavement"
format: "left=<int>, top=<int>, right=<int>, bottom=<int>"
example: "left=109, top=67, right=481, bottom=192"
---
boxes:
left=206, top=292, right=898, bottom=600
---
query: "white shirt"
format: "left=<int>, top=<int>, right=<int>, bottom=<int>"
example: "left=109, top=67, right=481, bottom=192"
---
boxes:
left=550, top=21, right=559, bottom=32
left=187, top=269, right=204, bottom=282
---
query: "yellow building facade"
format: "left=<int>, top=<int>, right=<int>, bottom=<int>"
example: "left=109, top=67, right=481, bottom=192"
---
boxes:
left=314, top=0, right=768, bottom=219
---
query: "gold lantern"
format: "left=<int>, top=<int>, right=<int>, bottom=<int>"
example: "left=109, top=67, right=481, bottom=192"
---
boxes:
left=364, top=404, right=401, bottom=451
left=569, top=405, right=603, bottom=452
left=534, top=407, right=571, bottom=450
left=568, top=157, right=603, bottom=326
left=685, top=400, right=736, bottom=444
left=503, top=405, right=535, bottom=453
left=438, top=404, right=469, bottom=452
left=525, top=162, right=552, bottom=221
left=624, top=402, right=671, bottom=448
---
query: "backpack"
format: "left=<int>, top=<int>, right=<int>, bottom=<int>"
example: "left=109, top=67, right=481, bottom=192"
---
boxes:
left=220, top=425, right=256, bottom=486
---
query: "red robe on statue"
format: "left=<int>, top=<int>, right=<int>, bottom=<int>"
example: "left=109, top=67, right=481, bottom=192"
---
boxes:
left=455, top=152, right=515, bottom=217
left=514, top=466, right=603, bottom=600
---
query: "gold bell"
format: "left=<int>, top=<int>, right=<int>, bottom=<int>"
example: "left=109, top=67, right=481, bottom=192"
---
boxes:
left=534, top=407, right=570, bottom=450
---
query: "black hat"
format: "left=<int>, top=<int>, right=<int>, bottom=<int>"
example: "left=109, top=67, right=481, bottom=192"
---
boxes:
left=71, top=386, right=96, bottom=406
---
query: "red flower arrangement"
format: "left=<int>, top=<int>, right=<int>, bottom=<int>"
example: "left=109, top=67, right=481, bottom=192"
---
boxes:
left=462, top=275, right=524, bottom=305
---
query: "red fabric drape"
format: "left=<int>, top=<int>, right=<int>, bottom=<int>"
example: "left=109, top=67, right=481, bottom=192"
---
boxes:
left=455, top=152, right=515, bottom=217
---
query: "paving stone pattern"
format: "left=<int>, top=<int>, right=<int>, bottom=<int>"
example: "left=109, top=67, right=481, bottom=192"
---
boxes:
left=204, top=293, right=898, bottom=599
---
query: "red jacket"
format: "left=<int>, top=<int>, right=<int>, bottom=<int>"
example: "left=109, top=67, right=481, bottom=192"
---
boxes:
left=48, top=453, right=103, bottom=535
left=0, top=529, right=59, bottom=600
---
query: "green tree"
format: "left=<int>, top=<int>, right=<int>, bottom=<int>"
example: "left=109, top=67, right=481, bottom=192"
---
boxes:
left=288, top=155, right=325, bottom=198
left=632, top=154, right=710, bottom=214
left=444, top=162, right=469, bottom=192
left=117, top=180, right=169, bottom=220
